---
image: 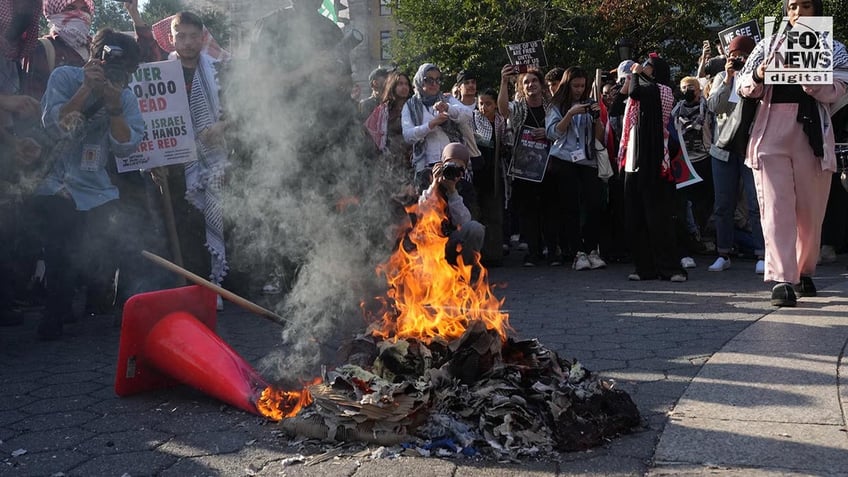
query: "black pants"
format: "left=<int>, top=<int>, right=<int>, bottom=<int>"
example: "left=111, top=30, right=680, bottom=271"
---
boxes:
left=624, top=173, right=685, bottom=279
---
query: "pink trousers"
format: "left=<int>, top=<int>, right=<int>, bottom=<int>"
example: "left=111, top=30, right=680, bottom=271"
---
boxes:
left=752, top=103, right=832, bottom=284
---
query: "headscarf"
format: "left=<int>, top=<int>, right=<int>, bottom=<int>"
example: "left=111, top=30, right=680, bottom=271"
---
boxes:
left=43, top=0, right=94, bottom=57
left=643, top=54, right=671, bottom=87
left=0, top=0, right=42, bottom=60
left=413, top=63, right=441, bottom=107
left=151, top=15, right=231, bottom=61
left=783, top=0, right=823, bottom=15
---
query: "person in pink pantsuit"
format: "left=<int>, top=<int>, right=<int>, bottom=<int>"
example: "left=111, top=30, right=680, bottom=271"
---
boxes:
left=738, top=0, right=848, bottom=306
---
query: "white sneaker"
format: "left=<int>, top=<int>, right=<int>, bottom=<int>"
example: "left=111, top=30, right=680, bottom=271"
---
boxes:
left=573, top=252, right=591, bottom=271
left=755, top=259, right=765, bottom=275
left=588, top=250, right=606, bottom=269
left=707, top=257, right=731, bottom=272
left=680, top=257, right=696, bottom=269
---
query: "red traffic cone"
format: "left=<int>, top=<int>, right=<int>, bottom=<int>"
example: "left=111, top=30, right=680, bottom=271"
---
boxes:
left=115, top=286, right=269, bottom=416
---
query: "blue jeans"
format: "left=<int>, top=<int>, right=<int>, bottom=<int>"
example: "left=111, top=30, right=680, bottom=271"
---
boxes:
left=711, top=153, right=764, bottom=256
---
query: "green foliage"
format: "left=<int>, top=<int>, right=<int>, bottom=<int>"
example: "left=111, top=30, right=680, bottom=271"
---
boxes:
left=391, top=0, right=728, bottom=89
left=390, top=0, right=846, bottom=90
left=91, top=0, right=133, bottom=32
left=141, top=0, right=231, bottom=49
left=140, top=0, right=184, bottom=26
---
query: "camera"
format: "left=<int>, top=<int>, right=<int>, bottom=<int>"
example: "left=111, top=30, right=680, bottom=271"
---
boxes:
left=101, top=45, right=129, bottom=86
left=582, top=99, right=600, bottom=120
left=730, top=57, right=745, bottom=71
left=441, top=161, right=465, bottom=180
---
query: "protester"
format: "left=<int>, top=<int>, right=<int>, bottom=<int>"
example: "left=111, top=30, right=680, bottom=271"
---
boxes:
left=545, top=67, right=565, bottom=97
left=0, top=0, right=43, bottom=327
left=472, top=88, right=509, bottom=265
left=364, top=70, right=413, bottom=175
left=618, top=54, right=686, bottom=282
left=672, top=76, right=715, bottom=268
left=419, top=143, right=484, bottom=274
left=402, top=63, right=473, bottom=191
left=820, top=94, right=848, bottom=264
left=453, top=69, right=478, bottom=109
left=737, top=0, right=848, bottom=306
left=145, top=11, right=231, bottom=294
left=706, top=34, right=765, bottom=274
left=21, top=0, right=93, bottom=98
left=359, top=66, right=390, bottom=121
left=31, top=28, right=144, bottom=339
left=498, top=65, right=550, bottom=266
left=545, top=66, right=606, bottom=270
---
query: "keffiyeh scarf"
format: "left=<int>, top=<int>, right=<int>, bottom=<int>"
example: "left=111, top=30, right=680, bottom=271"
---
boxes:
left=181, top=52, right=230, bottom=285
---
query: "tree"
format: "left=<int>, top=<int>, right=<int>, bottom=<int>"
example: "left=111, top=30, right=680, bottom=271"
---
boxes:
left=90, top=0, right=133, bottom=33
left=391, top=0, right=727, bottom=89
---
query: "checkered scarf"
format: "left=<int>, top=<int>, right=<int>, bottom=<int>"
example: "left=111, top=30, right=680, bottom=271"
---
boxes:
left=0, top=0, right=42, bottom=60
left=618, top=82, right=675, bottom=180
left=42, top=0, right=92, bottom=16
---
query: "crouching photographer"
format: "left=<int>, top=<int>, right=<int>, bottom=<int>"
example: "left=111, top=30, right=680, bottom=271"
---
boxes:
left=28, top=28, right=144, bottom=340
left=419, top=143, right=485, bottom=277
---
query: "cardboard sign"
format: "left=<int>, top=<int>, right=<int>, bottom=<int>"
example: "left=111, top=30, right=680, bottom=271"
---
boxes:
left=718, top=20, right=762, bottom=53
left=505, top=40, right=548, bottom=69
left=116, top=60, right=197, bottom=173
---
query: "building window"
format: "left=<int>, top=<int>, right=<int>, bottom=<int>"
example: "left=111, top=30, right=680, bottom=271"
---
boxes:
left=380, top=0, right=392, bottom=16
left=380, top=30, right=391, bottom=60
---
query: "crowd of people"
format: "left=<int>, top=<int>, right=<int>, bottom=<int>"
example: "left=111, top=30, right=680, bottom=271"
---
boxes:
left=1, top=0, right=847, bottom=341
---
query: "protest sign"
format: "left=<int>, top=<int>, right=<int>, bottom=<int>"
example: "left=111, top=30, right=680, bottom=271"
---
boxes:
left=763, top=16, right=833, bottom=85
left=117, top=59, right=197, bottom=173
left=505, top=40, right=548, bottom=71
left=672, top=124, right=704, bottom=189
left=718, top=20, right=762, bottom=53
left=508, top=126, right=549, bottom=182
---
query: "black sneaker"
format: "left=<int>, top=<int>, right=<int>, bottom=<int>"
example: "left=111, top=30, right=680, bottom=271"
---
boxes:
left=771, top=282, right=797, bottom=307
left=797, top=276, right=817, bottom=297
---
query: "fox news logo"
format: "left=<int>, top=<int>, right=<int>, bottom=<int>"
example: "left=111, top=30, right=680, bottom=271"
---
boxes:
left=764, top=16, right=833, bottom=84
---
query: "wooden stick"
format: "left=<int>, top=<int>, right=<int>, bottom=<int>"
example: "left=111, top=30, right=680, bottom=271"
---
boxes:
left=158, top=180, right=187, bottom=287
left=142, top=250, right=290, bottom=326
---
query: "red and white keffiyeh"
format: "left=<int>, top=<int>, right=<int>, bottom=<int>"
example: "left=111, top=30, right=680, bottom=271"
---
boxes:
left=0, top=0, right=42, bottom=60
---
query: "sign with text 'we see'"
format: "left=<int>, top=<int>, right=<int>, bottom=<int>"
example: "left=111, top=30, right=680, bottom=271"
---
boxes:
left=764, top=16, right=833, bottom=85
left=117, top=60, right=197, bottom=173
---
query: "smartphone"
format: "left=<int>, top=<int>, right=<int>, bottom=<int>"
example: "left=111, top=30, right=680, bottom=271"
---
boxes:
left=512, top=64, right=529, bottom=74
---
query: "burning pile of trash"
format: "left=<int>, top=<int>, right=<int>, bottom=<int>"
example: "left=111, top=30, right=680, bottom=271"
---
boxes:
left=259, top=196, right=640, bottom=458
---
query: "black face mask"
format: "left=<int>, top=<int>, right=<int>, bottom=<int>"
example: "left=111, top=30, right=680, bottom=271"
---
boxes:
left=5, top=13, right=33, bottom=42
left=683, top=90, right=696, bottom=102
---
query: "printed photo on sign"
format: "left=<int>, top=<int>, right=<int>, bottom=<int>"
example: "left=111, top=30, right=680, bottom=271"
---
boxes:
left=763, top=16, right=833, bottom=85
left=116, top=59, right=198, bottom=173
left=509, top=126, right=549, bottom=182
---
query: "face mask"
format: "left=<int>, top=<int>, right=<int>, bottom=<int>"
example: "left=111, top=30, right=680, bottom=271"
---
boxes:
left=47, top=12, right=92, bottom=50
left=683, top=90, right=696, bottom=102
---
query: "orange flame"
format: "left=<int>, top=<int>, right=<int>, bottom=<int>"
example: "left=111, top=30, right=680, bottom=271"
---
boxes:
left=255, top=379, right=319, bottom=421
left=369, top=197, right=510, bottom=344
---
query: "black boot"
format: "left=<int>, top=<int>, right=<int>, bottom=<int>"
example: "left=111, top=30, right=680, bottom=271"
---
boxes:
left=797, top=276, right=817, bottom=297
